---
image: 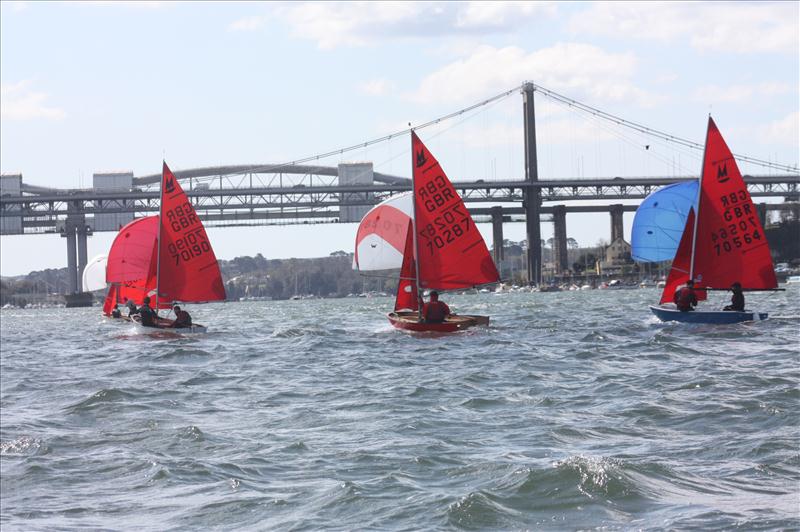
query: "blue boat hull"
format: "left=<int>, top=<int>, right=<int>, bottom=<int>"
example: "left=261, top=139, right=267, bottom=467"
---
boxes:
left=649, top=305, right=768, bottom=324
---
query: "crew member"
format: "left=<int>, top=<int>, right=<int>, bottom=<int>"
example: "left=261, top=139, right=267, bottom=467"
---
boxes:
left=110, top=305, right=122, bottom=319
left=138, top=296, right=158, bottom=327
left=422, top=291, right=451, bottom=323
left=674, top=279, right=698, bottom=312
left=723, top=282, right=745, bottom=311
left=170, top=305, right=192, bottom=328
left=125, top=299, right=139, bottom=317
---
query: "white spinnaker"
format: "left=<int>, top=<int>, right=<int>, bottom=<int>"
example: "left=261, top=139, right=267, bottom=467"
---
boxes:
left=353, top=193, right=413, bottom=271
left=82, top=254, right=108, bottom=292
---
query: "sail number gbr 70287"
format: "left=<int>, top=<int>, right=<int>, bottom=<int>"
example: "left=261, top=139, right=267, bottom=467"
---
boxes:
left=418, top=204, right=471, bottom=255
left=710, top=189, right=762, bottom=256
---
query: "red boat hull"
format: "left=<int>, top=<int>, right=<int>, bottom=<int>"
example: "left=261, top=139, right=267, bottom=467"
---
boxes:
left=387, top=311, right=489, bottom=332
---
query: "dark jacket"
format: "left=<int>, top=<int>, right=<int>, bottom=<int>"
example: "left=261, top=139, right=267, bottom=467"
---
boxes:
left=423, top=301, right=451, bottom=323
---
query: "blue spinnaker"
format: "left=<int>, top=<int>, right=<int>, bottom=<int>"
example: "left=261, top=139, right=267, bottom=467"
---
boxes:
left=631, top=180, right=698, bottom=262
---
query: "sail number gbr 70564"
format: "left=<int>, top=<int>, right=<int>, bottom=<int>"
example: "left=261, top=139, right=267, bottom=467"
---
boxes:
left=710, top=189, right=762, bottom=255
left=418, top=204, right=471, bottom=255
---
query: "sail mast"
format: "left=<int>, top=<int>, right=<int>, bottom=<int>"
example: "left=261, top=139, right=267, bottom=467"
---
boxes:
left=155, top=161, right=165, bottom=311
left=689, top=117, right=711, bottom=281
left=410, top=131, right=424, bottom=317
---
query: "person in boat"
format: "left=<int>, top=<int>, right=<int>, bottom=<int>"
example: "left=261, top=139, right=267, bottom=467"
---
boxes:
left=125, top=299, right=139, bottom=317
left=110, top=305, right=122, bottom=319
left=674, top=279, right=698, bottom=312
left=169, top=305, right=192, bottom=328
left=422, top=291, right=451, bottom=323
left=138, top=296, right=158, bottom=327
left=723, top=282, right=745, bottom=312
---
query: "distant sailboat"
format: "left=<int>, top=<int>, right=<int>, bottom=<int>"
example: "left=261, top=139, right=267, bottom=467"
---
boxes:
left=104, top=162, right=226, bottom=331
left=646, top=117, right=779, bottom=323
left=354, top=131, right=499, bottom=332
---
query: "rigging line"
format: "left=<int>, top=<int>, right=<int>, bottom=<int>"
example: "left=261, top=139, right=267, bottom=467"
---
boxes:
left=221, top=86, right=523, bottom=179
left=372, top=94, right=511, bottom=175
left=548, top=96, right=689, bottom=173
left=531, top=82, right=797, bottom=172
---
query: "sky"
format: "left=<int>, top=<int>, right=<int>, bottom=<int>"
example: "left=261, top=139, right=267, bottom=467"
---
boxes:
left=1, top=1, right=798, bottom=276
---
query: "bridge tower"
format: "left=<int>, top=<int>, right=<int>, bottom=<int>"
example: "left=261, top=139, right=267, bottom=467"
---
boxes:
left=522, top=82, right=542, bottom=285
left=610, top=204, right=625, bottom=242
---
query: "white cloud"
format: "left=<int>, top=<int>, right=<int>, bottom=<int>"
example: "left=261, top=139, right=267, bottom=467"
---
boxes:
left=227, top=15, right=267, bottom=32
left=759, top=111, right=800, bottom=147
left=409, top=43, right=660, bottom=107
left=692, top=82, right=792, bottom=103
left=1, top=81, right=66, bottom=121
left=273, top=1, right=558, bottom=49
left=569, top=2, right=799, bottom=54
left=357, top=79, right=396, bottom=96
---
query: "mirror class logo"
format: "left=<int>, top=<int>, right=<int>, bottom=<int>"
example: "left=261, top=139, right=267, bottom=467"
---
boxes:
left=716, top=163, right=729, bottom=184
left=416, top=149, right=427, bottom=168
left=165, top=177, right=175, bottom=193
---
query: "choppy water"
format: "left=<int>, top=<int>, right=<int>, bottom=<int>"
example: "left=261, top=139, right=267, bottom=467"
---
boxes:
left=1, top=287, right=799, bottom=530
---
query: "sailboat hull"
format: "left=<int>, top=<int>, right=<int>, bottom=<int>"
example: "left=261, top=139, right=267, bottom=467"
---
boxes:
left=388, top=311, right=489, bottom=332
left=130, top=315, right=209, bottom=334
left=649, top=305, right=767, bottom=324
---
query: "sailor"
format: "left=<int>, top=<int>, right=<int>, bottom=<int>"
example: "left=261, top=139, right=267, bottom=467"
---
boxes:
left=674, top=279, right=698, bottom=312
left=110, top=305, right=122, bottom=319
left=723, top=282, right=745, bottom=311
left=422, top=291, right=451, bottom=323
left=125, top=299, right=139, bottom=317
left=170, top=305, right=192, bottom=328
left=138, top=296, right=158, bottom=327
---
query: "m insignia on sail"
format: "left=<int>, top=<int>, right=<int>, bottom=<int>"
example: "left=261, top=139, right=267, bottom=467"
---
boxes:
left=716, top=163, right=729, bottom=183
left=415, top=149, right=427, bottom=168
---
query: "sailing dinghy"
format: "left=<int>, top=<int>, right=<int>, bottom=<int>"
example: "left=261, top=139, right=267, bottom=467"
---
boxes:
left=645, top=117, right=778, bottom=324
left=103, top=162, right=226, bottom=332
left=354, top=131, right=499, bottom=332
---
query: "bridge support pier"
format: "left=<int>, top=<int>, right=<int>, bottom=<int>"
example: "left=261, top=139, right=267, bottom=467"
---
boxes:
left=757, top=203, right=768, bottom=227
left=522, top=82, right=542, bottom=285
left=491, top=207, right=504, bottom=266
left=62, top=223, right=78, bottom=294
left=552, top=205, right=568, bottom=274
left=610, top=204, right=625, bottom=242
left=77, top=224, right=88, bottom=290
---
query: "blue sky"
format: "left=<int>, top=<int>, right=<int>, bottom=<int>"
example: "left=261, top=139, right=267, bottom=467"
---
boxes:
left=1, top=1, right=798, bottom=276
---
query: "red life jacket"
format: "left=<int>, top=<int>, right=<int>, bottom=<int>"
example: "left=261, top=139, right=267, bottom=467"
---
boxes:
left=423, top=301, right=450, bottom=323
left=674, top=286, right=696, bottom=310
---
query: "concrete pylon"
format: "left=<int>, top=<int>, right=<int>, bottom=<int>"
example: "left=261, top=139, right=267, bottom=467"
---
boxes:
left=491, top=206, right=504, bottom=265
left=62, top=224, right=78, bottom=294
left=610, top=204, right=624, bottom=243
left=552, top=205, right=568, bottom=273
left=77, top=224, right=88, bottom=290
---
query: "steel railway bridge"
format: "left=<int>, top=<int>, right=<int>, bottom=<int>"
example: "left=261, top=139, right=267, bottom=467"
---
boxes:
left=2, top=83, right=798, bottom=298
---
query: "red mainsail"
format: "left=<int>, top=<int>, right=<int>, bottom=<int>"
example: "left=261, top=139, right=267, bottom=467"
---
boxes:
left=394, top=220, right=419, bottom=311
left=660, top=117, right=777, bottom=303
left=411, top=131, right=499, bottom=290
left=691, top=118, right=777, bottom=291
left=157, top=162, right=226, bottom=305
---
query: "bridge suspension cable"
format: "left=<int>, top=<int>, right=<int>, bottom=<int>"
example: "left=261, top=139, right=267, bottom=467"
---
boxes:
left=529, top=82, right=798, bottom=173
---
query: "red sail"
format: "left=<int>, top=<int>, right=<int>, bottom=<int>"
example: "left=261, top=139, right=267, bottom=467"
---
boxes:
left=106, top=216, right=159, bottom=289
left=102, top=284, right=118, bottom=316
left=690, top=118, right=777, bottom=291
left=394, top=220, right=419, bottom=311
left=411, top=131, right=499, bottom=290
left=659, top=209, right=707, bottom=304
left=157, top=162, right=226, bottom=305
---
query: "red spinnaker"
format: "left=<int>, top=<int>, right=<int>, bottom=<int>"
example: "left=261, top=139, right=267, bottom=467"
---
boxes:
left=157, top=162, right=226, bottom=305
left=691, top=118, right=777, bottom=291
left=411, top=131, right=499, bottom=290
left=394, top=221, right=419, bottom=311
left=106, top=216, right=158, bottom=286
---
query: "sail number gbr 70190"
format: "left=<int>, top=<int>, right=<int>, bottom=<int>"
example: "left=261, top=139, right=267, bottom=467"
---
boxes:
left=710, top=189, right=762, bottom=256
left=418, top=204, right=471, bottom=255
left=167, top=227, right=211, bottom=265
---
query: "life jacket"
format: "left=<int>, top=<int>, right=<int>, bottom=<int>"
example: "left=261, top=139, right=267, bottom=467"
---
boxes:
left=674, top=286, right=696, bottom=310
left=424, top=301, right=449, bottom=323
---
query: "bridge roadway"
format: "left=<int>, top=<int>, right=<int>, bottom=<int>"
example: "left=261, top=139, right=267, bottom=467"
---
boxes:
left=1, top=171, right=797, bottom=294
